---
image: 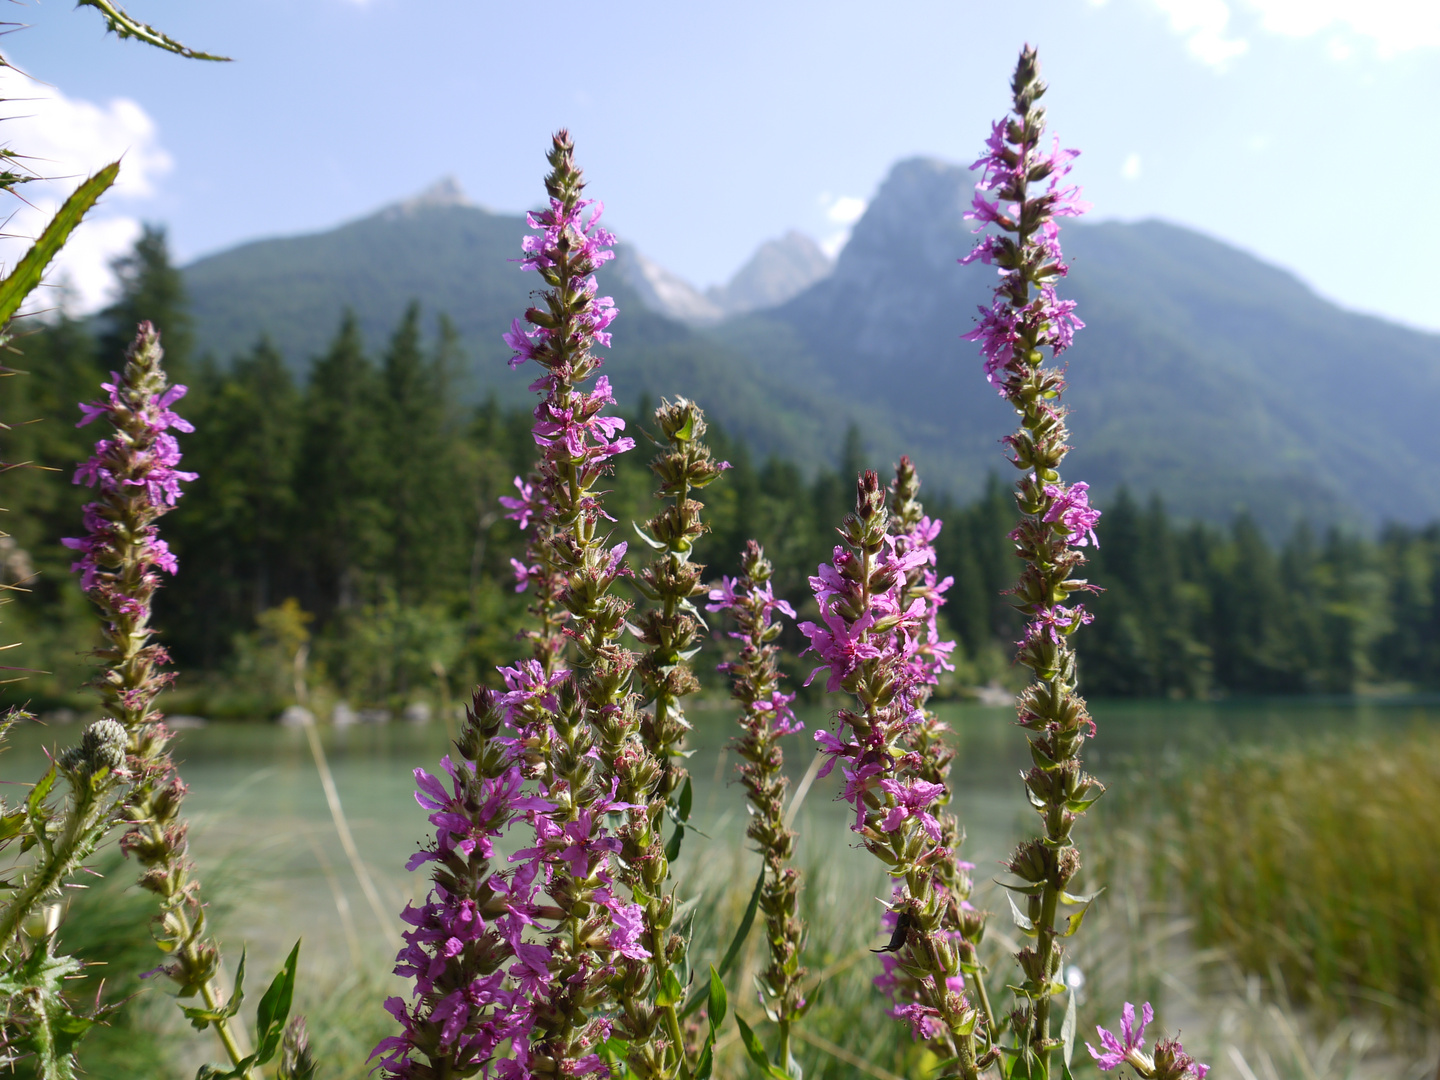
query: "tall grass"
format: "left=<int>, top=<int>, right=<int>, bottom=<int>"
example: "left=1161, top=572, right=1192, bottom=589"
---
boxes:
left=1158, top=728, right=1440, bottom=1033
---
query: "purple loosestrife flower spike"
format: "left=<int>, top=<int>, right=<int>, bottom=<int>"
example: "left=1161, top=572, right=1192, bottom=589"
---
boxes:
left=707, top=541, right=806, bottom=1068
left=383, top=130, right=680, bottom=1080
left=798, top=471, right=983, bottom=1072
left=372, top=689, right=547, bottom=1079
left=874, top=457, right=997, bottom=1052
left=633, top=397, right=729, bottom=807
left=1087, top=1003, right=1209, bottom=1079
left=962, top=47, right=1105, bottom=1078
left=66, top=323, right=254, bottom=1076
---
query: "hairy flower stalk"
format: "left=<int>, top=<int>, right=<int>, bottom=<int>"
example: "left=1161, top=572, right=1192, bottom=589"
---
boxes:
left=502, top=473, right=568, bottom=676
left=633, top=398, right=727, bottom=805
left=878, top=458, right=1001, bottom=1049
left=706, top=542, right=806, bottom=1071
left=372, top=688, right=548, bottom=1079
left=798, top=473, right=985, bottom=1073
left=961, top=48, right=1105, bottom=1077
left=62, top=323, right=253, bottom=1073
left=504, top=131, right=688, bottom=1080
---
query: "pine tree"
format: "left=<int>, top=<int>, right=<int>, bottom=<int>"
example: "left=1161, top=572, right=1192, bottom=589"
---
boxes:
left=294, top=312, right=388, bottom=613
left=97, top=225, right=193, bottom=381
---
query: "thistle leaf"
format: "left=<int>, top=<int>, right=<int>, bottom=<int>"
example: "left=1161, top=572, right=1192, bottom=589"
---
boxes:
left=0, top=163, right=119, bottom=327
left=76, top=0, right=231, bottom=60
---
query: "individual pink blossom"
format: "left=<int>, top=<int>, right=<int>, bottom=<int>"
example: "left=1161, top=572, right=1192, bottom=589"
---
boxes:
left=877, top=778, right=946, bottom=841
left=798, top=608, right=881, bottom=693
left=1088, top=1001, right=1152, bottom=1071
left=500, top=476, right=545, bottom=530
left=1044, top=480, right=1101, bottom=547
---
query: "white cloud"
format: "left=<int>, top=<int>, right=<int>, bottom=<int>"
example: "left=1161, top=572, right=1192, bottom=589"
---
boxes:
left=824, top=195, right=867, bottom=226
left=1237, top=0, right=1440, bottom=54
left=817, top=192, right=868, bottom=258
left=0, top=66, right=171, bottom=315
left=1141, top=0, right=1440, bottom=63
left=1121, top=152, right=1143, bottom=179
left=1151, top=0, right=1250, bottom=67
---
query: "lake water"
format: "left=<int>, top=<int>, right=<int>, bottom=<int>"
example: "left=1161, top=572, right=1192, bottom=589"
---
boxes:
left=6, top=695, right=1440, bottom=979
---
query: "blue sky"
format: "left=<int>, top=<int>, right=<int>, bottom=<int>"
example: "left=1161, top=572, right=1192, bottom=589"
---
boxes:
left=5, top=0, right=1438, bottom=330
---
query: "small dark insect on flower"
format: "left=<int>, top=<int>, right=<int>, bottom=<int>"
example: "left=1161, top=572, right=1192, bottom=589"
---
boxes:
left=872, top=910, right=913, bottom=954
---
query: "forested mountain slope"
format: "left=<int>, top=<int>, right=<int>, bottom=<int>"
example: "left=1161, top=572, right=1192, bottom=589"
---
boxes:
left=184, top=163, right=1440, bottom=527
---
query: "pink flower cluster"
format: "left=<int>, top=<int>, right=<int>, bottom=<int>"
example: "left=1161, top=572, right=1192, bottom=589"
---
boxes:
left=873, top=876, right=973, bottom=1040
left=376, top=673, right=648, bottom=1079
left=1088, top=1002, right=1209, bottom=1080
left=799, top=531, right=946, bottom=841
left=62, top=328, right=196, bottom=598
left=890, top=514, right=957, bottom=687
left=504, top=196, right=618, bottom=370
left=375, top=753, right=550, bottom=1078
left=706, top=574, right=801, bottom=734
left=961, top=124, right=1089, bottom=395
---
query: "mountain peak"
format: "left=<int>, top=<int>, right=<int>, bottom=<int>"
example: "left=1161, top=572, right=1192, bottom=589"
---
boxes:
left=378, top=176, right=476, bottom=220
left=707, top=231, right=832, bottom=314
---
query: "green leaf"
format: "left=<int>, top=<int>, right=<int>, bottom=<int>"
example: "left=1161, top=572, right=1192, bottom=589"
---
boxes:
left=1061, top=1064, right=1076, bottom=1080
left=0, top=808, right=25, bottom=840
left=734, top=1014, right=788, bottom=1080
left=1006, top=1047, right=1038, bottom=1080
left=181, top=949, right=247, bottom=1030
left=1061, top=988, right=1077, bottom=1067
left=664, top=820, right=685, bottom=862
left=253, top=940, right=301, bottom=1064
left=655, top=966, right=684, bottom=1008
left=0, top=164, right=120, bottom=327
left=707, top=965, right=728, bottom=1029
left=1058, top=887, right=1104, bottom=907
left=681, top=862, right=763, bottom=1018
left=1006, top=893, right=1037, bottom=937
left=196, top=1058, right=257, bottom=1080
left=695, top=1040, right=715, bottom=1080
left=718, top=864, right=764, bottom=978
left=75, top=0, right=231, bottom=60
left=26, top=765, right=57, bottom=818
left=631, top=522, right=668, bottom=550
left=677, top=775, right=693, bottom=822
left=995, top=878, right=1046, bottom=897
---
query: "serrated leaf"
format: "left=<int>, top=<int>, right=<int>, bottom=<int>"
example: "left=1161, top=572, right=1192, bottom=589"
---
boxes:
left=707, top=965, right=728, bottom=1029
left=254, top=940, right=301, bottom=1064
left=0, top=164, right=120, bottom=327
left=26, top=765, right=56, bottom=818
left=76, top=0, right=230, bottom=60
left=0, top=808, right=26, bottom=840
left=1006, top=893, right=1037, bottom=936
